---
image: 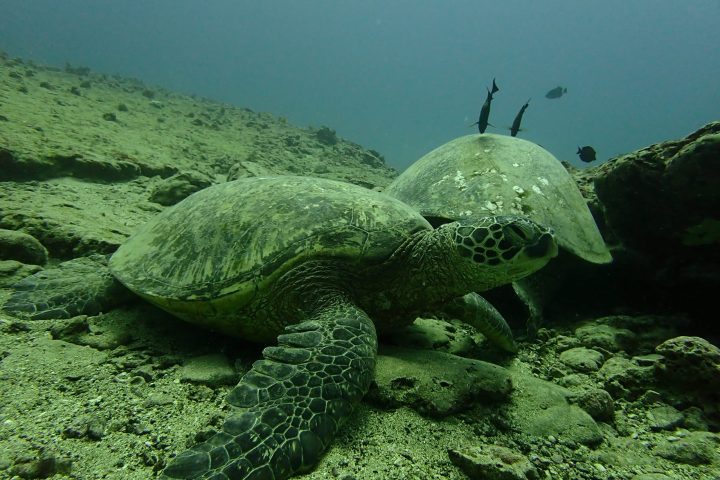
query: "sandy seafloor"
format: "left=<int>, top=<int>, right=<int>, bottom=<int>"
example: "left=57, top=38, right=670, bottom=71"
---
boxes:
left=0, top=54, right=719, bottom=480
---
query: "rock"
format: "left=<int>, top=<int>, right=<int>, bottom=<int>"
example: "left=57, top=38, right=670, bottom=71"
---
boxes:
left=10, top=453, right=71, bottom=479
left=227, top=160, right=275, bottom=181
left=0, top=148, right=145, bottom=181
left=315, top=126, right=338, bottom=146
left=574, top=323, right=637, bottom=352
left=646, top=405, right=684, bottom=431
left=69, top=316, right=133, bottom=350
left=682, top=406, right=710, bottom=431
left=588, top=122, right=720, bottom=318
left=448, top=444, right=539, bottom=480
left=572, top=388, right=615, bottom=422
left=0, top=228, right=48, bottom=265
left=559, top=347, right=605, bottom=373
left=143, top=393, right=175, bottom=408
left=652, top=431, right=719, bottom=465
left=510, top=373, right=603, bottom=447
left=0, top=180, right=162, bottom=258
left=48, top=316, right=90, bottom=341
left=595, top=314, right=687, bottom=350
left=632, top=354, right=664, bottom=367
left=634, top=390, right=664, bottom=406
left=366, top=346, right=512, bottom=416
left=655, top=336, right=720, bottom=389
left=62, top=414, right=106, bottom=440
left=598, top=356, right=655, bottom=400
left=179, top=353, right=237, bottom=387
left=557, top=373, right=591, bottom=388
left=148, top=171, right=213, bottom=206
left=594, top=122, right=720, bottom=252
left=383, top=318, right=479, bottom=357
left=0, top=260, right=42, bottom=288
left=522, top=404, right=603, bottom=447
left=547, top=334, right=581, bottom=351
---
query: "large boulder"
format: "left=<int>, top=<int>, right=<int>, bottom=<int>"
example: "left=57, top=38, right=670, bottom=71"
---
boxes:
left=594, top=121, right=720, bottom=252
left=655, top=336, right=720, bottom=390
left=575, top=122, right=720, bottom=321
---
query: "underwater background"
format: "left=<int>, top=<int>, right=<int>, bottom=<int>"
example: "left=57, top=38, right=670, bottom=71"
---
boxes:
left=1, top=2, right=720, bottom=480
left=0, top=0, right=718, bottom=170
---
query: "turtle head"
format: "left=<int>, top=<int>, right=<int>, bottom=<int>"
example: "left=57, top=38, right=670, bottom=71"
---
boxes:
left=447, top=215, right=558, bottom=290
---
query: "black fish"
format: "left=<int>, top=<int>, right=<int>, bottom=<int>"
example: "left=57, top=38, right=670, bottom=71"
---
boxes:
left=473, top=78, right=499, bottom=134
left=545, top=86, right=567, bottom=99
left=509, top=98, right=530, bottom=137
left=576, top=145, right=596, bottom=162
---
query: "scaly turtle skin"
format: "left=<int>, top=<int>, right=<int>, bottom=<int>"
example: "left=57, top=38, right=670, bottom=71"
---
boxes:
left=4, top=175, right=557, bottom=480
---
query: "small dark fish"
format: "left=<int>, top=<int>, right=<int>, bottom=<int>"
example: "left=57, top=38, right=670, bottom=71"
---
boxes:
left=473, top=78, right=499, bottom=134
left=576, top=145, right=596, bottom=162
left=509, top=98, right=530, bottom=137
left=545, top=86, right=567, bottom=99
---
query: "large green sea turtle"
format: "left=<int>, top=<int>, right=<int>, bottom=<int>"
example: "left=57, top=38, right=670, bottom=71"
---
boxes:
left=3, top=175, right=557, bottom=479
left=385, top=134, right=611, bottom=327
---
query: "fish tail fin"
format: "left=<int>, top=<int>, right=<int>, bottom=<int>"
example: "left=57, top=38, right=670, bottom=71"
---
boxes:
left=491, top=78, right=499, bottom=94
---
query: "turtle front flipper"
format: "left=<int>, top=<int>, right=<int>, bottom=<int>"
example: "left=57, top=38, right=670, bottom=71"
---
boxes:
left=160, top=300, right=377, bottom=480
left=444, top=292, right=518, bottom=353
left=2, top=254, right=132, bottom=319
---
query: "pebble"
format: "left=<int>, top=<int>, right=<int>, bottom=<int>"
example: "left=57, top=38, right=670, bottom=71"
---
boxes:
left=143, top=393, right=175, bottom=407
left=178, top=353, right=237, bottom=387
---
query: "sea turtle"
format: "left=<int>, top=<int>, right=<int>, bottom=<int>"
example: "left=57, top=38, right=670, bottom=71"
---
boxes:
left=3, top=175, right=557, bottom=480
left=384, top=134, right=611, bottom=327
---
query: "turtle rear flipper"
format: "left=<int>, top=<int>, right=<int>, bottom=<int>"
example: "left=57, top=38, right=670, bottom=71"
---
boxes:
left=160, top=300, right=377, bottom=480
left=3, top=254, right=131, bottom=319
